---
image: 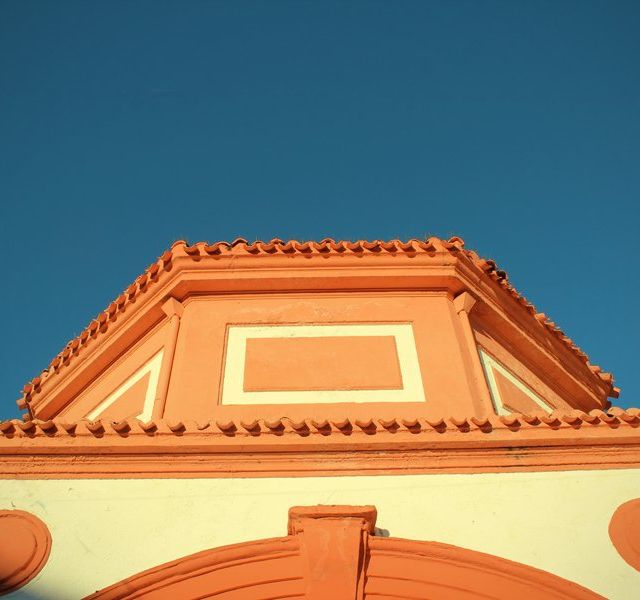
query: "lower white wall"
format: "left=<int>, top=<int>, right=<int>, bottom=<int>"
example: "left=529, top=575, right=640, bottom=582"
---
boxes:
left=2, top=469, right=639, bottom=599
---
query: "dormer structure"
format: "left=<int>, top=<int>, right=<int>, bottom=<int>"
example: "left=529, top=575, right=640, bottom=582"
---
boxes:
left=17, top=237, right=617, bottom=425
left=1, top=237, right=638, bottom=600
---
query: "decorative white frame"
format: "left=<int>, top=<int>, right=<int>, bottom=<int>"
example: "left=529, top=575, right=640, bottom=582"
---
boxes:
left=478, top=347, right=552, bottom=415
left=86, top=350, right=164, bottom=422
left=221, top=323, right=426, bottom=405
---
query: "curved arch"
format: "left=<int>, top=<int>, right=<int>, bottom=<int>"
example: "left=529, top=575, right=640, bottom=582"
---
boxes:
left=87, top=535, right=602, bottom=600
left=87, top=536, right=305, bottom=600
left=366, top=537, right=601, bottom=600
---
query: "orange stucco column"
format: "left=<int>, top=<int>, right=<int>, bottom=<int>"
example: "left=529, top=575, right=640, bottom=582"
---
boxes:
left=152, top=298, right=183, bottom=420
left=453, top=292, right=493, bottom=417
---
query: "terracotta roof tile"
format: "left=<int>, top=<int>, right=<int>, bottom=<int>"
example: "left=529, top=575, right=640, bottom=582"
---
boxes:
left=1, top=409, right=639, bottom=439
left=16, top=236, right=618, bottom=411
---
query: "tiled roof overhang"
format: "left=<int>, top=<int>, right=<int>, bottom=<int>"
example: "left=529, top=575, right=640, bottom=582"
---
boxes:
left=17, top=237, right=617, bottom=417
left=0, top=409, right=639, bottom=478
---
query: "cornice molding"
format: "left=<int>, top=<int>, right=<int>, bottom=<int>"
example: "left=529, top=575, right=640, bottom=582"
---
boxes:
left=1, top=411, right=638, bottom=478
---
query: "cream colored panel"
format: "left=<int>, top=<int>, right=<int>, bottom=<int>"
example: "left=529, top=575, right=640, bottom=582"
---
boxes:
left=2, top=469, right=640, bottom=599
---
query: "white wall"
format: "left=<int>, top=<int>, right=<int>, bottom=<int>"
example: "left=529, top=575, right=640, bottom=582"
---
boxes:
left=2, top=469, right=639, bottom=599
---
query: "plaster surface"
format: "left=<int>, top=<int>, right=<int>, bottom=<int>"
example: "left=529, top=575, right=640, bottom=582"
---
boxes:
left=2, top=469, right=639, bottom=599
left=222, top=323, right=425, bottom=404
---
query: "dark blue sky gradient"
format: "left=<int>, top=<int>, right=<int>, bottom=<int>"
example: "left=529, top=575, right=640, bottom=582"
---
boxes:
left=1, top=1, right=638, bottom=417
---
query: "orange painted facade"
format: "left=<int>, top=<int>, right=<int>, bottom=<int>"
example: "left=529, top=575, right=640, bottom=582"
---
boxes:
left=0, top=237, right=638, bottom=598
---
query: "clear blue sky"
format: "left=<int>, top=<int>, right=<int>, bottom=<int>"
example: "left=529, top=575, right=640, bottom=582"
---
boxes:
left=1, top=1, right=638, bottom=418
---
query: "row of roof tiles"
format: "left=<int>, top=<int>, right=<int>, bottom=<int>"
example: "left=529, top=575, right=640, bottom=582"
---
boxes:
left=1, top=409, right=638, bottom=438
left=18, top=236, right=616, bottom=409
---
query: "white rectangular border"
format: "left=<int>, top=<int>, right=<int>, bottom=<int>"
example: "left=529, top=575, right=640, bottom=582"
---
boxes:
left=86, top=350, right=164, bottom=422
left=221, top=323, right=426, bottom=405
left=478, top=347, right=552, bottom=415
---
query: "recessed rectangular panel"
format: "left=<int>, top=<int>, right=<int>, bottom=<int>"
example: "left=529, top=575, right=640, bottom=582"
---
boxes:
left=221, top=323, right=426, bottom=405
left=244, top=336, right=403, bottom=392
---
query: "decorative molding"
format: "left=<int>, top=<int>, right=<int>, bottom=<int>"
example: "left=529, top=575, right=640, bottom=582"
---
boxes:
left=453, top=290, right=478, bottom=315
left=0, top=510, right=52, bottom=595
left=287, top=505, right=377, bottom=535
left=221, top=323, right=425, bottom=405
left=0, top=411, right=638, bottom=478
left=609, top=498, right=640, bottom=572
left=160, top=297, right=184, bottom=319
left=288, top=506, right=375, bottom=599
left=366, top=537, right=603, bottom=599
left=86, top=504, right=603, bottom=599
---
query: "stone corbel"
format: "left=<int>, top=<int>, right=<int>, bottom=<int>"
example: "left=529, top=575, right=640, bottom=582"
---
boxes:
left=288, top=505, right=377, bottom=600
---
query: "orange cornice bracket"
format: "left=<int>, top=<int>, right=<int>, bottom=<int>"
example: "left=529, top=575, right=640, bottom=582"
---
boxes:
left=453, top=290, right=478, bottom=315
left=160, top=297, right=184, bottom=319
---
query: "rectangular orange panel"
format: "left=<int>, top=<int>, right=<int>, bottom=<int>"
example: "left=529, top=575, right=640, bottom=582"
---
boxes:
left=243, top=336, right=403, bottom=391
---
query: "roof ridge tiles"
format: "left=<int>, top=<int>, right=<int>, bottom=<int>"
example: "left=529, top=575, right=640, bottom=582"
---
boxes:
left=15, top=236, right=617, bottom=413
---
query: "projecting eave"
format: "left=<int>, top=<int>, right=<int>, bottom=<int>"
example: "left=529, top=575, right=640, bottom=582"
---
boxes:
left=0, top=409, right=639, bottom=478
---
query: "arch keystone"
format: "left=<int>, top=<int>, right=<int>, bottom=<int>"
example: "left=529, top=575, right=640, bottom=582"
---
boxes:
left=288, top=505, right=376, bottom=600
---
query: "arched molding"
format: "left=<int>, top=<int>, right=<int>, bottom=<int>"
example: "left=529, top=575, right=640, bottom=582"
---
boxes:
left=87, top=536, right=303, bottom=600
left=366, top=537, right=601, bottom=599
left=87, top=504, right=603, bottom=600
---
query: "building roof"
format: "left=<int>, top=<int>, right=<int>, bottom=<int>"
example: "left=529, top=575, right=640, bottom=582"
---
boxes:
left=17, top=236, right=617, bottom=415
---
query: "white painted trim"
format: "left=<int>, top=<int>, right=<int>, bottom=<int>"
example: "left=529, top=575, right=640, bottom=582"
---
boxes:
left=221, top=323, right=426, bottom=405
left=86, top=350, right=164, bottom=421
left=478, top=348, right=552, bottom=415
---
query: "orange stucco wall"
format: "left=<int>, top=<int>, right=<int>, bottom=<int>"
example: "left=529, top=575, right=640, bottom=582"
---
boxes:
left=472, top=314, right=574, bottom=412
left=162, top=292, right=477, bottom=422
left=59, top=320, right=170, bottom=421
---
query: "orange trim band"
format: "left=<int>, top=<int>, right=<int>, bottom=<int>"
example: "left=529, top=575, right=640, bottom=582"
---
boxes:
left=1, top=413, right=638, bottom=478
